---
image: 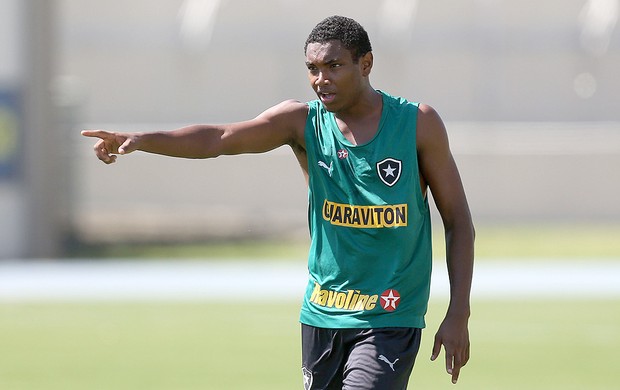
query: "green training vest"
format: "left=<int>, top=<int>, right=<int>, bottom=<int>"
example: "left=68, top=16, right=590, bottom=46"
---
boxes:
left=300, top=91, right=432, bottom=329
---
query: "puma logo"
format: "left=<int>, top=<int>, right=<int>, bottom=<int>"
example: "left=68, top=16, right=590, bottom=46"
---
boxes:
left=318, top=160, right=333, bottom=177
left=378, top=354, right=399, bottom=372
left=302, top=366, right=313, bottom=390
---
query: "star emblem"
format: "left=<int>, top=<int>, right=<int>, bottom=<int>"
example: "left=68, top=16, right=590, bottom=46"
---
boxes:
left=382, top=164, right=396, bottom=177
left=380, top=289, right=401, bottom=311
left=337, top=149, right=348, bottom=159
left=376, top=158, right=402, bottom=187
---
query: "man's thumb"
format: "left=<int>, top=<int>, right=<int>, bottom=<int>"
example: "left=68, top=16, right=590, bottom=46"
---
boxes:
left=118, top=138, right=133, bottom=155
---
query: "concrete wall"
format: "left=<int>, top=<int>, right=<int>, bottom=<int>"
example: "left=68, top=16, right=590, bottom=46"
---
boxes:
left=58, top=0, right=620, bottom=123
left=73, top=122, right=620, bottom=242
left=58, top=0, right=620, bottom=242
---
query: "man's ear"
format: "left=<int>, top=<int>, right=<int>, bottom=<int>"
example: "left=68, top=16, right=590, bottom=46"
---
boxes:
left=360, top=52, right=373, bottom=76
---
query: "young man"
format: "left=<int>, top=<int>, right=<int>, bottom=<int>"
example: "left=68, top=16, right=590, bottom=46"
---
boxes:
left=83, top=15, right=474, bottom=389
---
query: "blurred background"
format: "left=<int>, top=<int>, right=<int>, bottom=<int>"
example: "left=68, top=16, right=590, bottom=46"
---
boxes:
left=1, top=1, right=619, bottom=389
left=1, top=0, right=619, bottom=257
left=1, top=0, right=620, bottom=258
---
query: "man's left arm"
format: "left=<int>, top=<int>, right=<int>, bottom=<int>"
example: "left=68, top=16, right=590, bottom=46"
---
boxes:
left=416, top=104, right=475, bottom=384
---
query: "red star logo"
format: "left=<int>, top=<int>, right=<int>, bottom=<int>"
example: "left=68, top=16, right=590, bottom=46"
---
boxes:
left=380, top=289, right=401, bottom=311
left=337, top=149, right=348, bottom=159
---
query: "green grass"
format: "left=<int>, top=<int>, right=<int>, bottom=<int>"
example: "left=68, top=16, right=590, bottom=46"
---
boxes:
left=468, top=223, right=620, bottom=259
left=70, top=223, right=620, bottom=260
left=415, top=299, right=620, bottom=389
left=0, top=302, right=301, bottom=390
left=43, top=224, right=618, bottom=388
left=1, top=299, right=618, bottom=389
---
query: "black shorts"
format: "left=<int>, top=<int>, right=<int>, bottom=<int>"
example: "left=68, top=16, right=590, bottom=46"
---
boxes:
left=301, top=324, right=422, bottom=390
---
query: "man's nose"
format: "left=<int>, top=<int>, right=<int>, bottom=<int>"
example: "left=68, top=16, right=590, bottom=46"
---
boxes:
left=315, top=71, right=330, bottom=86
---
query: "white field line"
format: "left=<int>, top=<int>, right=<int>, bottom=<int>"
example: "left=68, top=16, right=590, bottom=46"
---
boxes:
left=0, top=259, right=619, bottom=302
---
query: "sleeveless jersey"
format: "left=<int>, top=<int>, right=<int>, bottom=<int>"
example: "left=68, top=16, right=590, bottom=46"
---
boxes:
left=299, top=91, right=432, bottom=329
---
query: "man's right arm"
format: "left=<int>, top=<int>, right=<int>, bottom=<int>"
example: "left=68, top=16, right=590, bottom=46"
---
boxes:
left=82, top=99, right=308, bottom=164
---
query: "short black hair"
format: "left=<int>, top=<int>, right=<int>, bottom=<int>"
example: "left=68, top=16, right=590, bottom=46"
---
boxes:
left=304, top=16, right=372, bottom=62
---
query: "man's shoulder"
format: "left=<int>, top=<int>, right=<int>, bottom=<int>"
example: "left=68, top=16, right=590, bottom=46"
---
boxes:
left=259, top=99, right=309, bottom=127
left=272, top=99, right=310, bottom=115
left=416, top=103, right=444, bottom=129
left=258, top=99, right=309, bottom=149
left=415, top=103, right=449, bottom=151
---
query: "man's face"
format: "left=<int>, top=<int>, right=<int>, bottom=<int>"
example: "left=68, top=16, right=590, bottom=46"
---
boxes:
left=305, top=40, right=368, bottom=113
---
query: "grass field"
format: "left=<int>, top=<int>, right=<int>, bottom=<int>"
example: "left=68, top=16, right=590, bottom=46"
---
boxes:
left=3, top=224, right=618, bottom=389
left=69, top=223, right=620, bottom=260
left=1, top=299, right=618, bottom=389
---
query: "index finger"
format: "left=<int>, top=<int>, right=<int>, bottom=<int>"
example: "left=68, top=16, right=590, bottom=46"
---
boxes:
left=81, top=130, right=111, bottom=139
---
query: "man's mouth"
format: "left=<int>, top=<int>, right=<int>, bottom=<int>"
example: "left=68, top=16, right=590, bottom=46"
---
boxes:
left=319, top=92, right=336, bottom=104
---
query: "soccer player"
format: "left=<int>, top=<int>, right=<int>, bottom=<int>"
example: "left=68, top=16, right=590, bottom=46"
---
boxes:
left=83, top=15, right=474, bottom=389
